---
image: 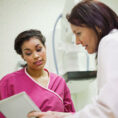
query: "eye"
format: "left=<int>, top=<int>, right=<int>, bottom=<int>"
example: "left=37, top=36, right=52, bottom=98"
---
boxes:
left=37, top=48, right=42, bottom=52
left=25, top=53, right=32, bottom=56
left=77, top=32, right=81, bottom=36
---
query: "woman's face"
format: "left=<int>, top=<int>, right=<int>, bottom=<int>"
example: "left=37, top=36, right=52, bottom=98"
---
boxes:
left=21, top=37, right=46, bottom=71
left=71, top=24, right=99, bottom=54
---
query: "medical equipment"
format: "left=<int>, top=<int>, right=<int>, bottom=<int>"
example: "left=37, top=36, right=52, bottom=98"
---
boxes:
left=52, top=0, right=96, bottom=79
left=52, top=0, right=97, bottom=81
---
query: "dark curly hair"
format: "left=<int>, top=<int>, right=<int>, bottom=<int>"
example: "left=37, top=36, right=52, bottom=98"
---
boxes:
left=14, top=29, right=46, bottom=55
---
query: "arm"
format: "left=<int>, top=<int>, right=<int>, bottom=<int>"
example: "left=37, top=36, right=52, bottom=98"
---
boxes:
left=65, top=31, right=118, bottom=118
left=0, top=78, right=8, bottom=118
left=63, top=82, right=75, bottom=112
left=0, top=76, right=11, bottom=100
left=0, top=74, right=14, bottom=118
left=28, top=111, right=73, bottom=118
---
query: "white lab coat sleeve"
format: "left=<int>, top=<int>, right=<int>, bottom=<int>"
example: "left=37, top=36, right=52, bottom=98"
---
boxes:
left=65, top=30, right=118, bottom=118
left=66, top=79, right=118, bottom=118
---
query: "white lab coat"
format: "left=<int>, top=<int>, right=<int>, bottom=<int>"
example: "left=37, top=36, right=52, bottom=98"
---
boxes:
left=66, top=29, right=118, bottom=118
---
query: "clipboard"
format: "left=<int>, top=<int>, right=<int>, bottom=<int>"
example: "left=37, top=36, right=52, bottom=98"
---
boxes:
left=0, top=92, right=40, bottom=118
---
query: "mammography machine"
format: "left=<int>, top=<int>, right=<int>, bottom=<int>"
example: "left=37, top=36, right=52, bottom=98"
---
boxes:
left=52, top=0, right=97, bottom=81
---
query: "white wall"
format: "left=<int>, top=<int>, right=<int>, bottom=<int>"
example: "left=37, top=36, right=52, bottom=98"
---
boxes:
left=0, top=0, right=65, bottom=78
left=0, top=0, right=117, bottom=78
left=101, top=0, right=118, bottom=13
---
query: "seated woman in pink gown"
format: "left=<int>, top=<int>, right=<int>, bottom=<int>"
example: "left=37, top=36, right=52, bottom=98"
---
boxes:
left=0, top=29, right=75, bottom=117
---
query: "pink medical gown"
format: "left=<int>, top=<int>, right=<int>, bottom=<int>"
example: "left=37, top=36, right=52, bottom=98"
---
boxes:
left=0, top=68, right=75, bottom=117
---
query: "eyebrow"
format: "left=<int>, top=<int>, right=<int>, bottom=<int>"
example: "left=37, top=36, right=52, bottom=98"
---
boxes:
left=23, top=44, right=41, bottom=51
left=23, top=48, right=30, bottom=51
left=35, top=44, right=41, bottom=48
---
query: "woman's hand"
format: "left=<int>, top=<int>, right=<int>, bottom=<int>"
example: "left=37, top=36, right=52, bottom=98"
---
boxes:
left=27, top=111, right=72, bottom=118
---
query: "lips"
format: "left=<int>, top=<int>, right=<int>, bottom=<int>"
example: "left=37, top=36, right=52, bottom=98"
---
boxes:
left=85, top=45, right=88, bottom=49
left=33, top=60, right=43, bottom=66
left=82, top=44, right=88, bottom=50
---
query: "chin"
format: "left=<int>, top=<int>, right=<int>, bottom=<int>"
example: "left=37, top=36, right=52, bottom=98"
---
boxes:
left=31, top=65, right=44, bottom=71
left=87, top=50, right=95, bottom=54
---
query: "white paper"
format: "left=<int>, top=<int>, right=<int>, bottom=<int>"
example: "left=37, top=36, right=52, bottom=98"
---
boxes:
left=0, top=92, right=40, bottom=118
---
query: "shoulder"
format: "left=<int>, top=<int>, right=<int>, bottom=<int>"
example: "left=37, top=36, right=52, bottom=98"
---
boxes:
left=98, top=29, right=118, bottom=53
left=49, top=71, right=66, bottom=83
left=97, top=29, right=118, bottom=67
left=99, top=29, right=118, bottom=48
left=0, top=68, right=24, bottom=84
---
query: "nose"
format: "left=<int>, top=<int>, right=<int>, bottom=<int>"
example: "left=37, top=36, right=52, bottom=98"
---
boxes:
left=33, top=52, right=39, bottom=59
left=75, top=37, right=82, bottom=45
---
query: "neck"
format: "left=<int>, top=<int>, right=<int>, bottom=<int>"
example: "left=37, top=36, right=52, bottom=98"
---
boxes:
left=26, top=67, right=46, bottom=79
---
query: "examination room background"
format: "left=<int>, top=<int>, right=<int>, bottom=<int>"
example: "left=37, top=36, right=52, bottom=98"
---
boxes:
left=0, top=0, right=118, bottom=111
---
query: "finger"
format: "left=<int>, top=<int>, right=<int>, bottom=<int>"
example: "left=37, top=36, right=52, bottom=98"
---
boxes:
left=27, top=111, right=44, bottom=117
left=28, top=110, right=37, bottom=114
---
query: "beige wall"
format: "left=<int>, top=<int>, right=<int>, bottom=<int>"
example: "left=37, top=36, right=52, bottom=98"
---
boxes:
left=0, top=0, right=65, bottom=78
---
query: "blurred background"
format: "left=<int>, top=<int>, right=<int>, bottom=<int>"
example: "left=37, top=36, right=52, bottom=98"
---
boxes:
left=0, top=0, right=118, bottom=111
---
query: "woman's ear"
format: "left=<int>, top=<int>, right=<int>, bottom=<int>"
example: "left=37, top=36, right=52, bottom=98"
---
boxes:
left=96, top=27, right=101, bottom=34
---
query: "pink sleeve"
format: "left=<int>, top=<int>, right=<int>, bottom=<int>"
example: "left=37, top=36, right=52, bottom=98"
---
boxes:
left=0, top=77, right=9, bottom=118
left=0, top=77, right=9, bottom=100
left=0, top=113, right=6, bottom=118
left=63, top=82, right=75, bottom=112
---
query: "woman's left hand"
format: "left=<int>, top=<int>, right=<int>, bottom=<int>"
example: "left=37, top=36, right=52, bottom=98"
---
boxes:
left=27, top=111, right=72, bottom=118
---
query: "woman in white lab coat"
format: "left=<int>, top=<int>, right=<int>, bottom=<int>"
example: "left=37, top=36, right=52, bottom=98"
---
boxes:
left=28, top=0, right=118, bottom=118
